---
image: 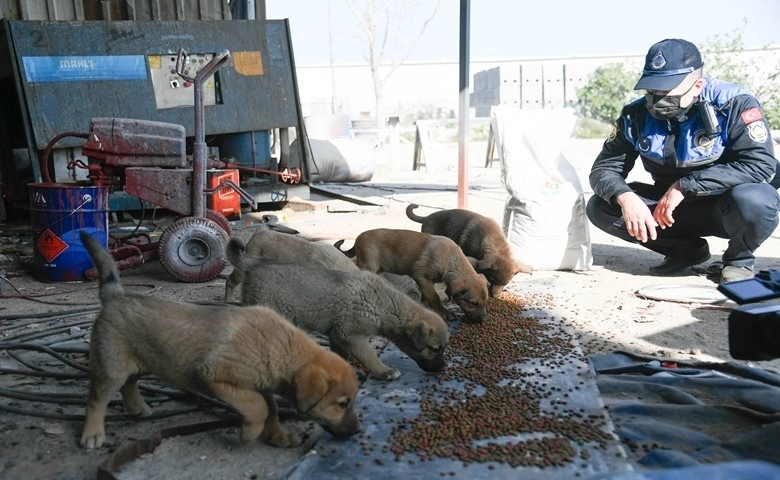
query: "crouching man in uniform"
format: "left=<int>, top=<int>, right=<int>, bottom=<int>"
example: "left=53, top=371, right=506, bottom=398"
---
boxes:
left=587, top=38, right=780, bottom=284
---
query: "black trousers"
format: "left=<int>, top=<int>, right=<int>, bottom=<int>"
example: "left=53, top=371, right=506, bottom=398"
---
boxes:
left=586, top=182, right=780, bottom=267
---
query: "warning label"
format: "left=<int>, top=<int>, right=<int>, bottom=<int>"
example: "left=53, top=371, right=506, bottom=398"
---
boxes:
left=36, top=229, right=69, bottom=262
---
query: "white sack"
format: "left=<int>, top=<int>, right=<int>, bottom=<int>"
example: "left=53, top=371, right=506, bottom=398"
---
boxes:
left=290, top=138, right=375, bottom=183
left=492, top=106, right=592, bottom=271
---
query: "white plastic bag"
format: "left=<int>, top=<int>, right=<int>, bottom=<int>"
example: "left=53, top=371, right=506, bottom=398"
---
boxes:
left=491, top=106, right=592, bottom=271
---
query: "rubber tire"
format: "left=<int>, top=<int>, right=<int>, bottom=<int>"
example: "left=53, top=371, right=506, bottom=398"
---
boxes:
left=204, top=209, right=232, bottom=236
left=176, top=209, right=232, bottom=236
left=158, top=216, right=229, bottom=283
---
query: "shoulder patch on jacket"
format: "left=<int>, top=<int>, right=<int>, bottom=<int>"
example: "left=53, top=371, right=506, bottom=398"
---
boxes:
left=607, top=123, right=618, bottom=142
left=741, top=107, right=763, bottom=124
left=747, top=122, right=768, bottom=143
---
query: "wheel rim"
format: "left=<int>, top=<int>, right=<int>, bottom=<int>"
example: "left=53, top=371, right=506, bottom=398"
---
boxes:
left=177, top=236, right=211, bottom=266
left=158, top=216, right=228, bottom=283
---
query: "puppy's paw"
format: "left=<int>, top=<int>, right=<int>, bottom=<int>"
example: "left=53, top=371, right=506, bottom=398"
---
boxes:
left=240, top=421, right=265, bottom=442
left=267, top=427, right=302, bottom=448
left=372, top=368, right=401, bottom=381
left=81, top=430, right=106, bottom=449
left=438, top=310, right=456, bottom=322
left=125, top=400, right=152, bottom=417
left=355, top=369, right=369, bottom=382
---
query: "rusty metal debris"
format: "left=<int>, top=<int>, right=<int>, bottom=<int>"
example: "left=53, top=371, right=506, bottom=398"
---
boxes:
left=95, top=419, right=241, bottom=480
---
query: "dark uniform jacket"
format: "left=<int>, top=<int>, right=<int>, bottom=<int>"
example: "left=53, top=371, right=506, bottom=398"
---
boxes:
left=589, top=79, right=778, bottom=205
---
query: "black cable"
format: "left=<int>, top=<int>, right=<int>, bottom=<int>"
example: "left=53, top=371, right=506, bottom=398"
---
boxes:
left=43, top=332, right=91, bottom=347
left=0, top=368, right=85, bottom=379
left=110, top=195, right=147, bottom=243
left=0, top=278, right=158, bottom=310
left=0, top=275, right=99, bottom=306
left=0, top=387, right=169, bottom=406
left=2, top=297, right=98, bottom=307
left=0, top=403, right=201, bottom=422
left=6, top=350, right=46, bottom=371
left=0, top=343, right=90, bottom=372
left=2, top=319, right=93, bottom=344
left=44, top=345, right=90, bottom=354
left=0, top=311, right=94, bottom=332
left=0, top=307, right=98, bottom=322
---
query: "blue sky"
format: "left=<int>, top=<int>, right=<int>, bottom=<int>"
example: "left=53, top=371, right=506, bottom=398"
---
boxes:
left=266, top=0, right=780, bottom=65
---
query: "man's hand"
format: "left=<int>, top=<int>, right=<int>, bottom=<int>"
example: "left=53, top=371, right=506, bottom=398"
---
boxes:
left=616, top=191, right=657, bottom=242
left=653, top=182, right=685, bottom=229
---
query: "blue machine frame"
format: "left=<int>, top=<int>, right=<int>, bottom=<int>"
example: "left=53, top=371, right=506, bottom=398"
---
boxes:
left=0, top=18, right=309, bottom=210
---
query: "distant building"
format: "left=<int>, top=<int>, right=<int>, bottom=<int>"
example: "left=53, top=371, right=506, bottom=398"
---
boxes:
left=293, top=47, right=779, bottom=124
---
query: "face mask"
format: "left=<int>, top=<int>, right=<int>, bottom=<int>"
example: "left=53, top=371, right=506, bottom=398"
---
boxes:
left=644, top=81, right=697, bottom=120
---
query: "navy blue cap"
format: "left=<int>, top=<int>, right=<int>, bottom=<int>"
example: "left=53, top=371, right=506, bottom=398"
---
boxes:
left=634, top=38, right=703, bottom=91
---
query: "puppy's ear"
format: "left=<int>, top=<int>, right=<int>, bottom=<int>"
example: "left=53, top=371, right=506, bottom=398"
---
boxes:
left=445, top=277, right=465, bottom=298
left=294, top=364, right=331, bottom=413
left=476, top=259, right=502, bottom=280
left=475, top=257, right=491, bottom=271
left=406, top=322, right=431, bottom=352
left=466, top=256, right=479, bottom=269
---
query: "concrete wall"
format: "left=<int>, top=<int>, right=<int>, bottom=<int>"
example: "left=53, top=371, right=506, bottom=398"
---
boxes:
left=294, top=48, right=780, bottom=124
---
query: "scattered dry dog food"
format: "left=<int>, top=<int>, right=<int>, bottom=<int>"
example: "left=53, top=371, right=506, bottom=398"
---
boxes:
left=385, top=291, right=615, bottom=468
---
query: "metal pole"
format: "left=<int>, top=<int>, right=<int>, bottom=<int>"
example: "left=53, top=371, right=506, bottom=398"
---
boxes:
left=328, top=0, right=337, bottom=115
left=457, top=0, right=470, bottom=209
left=177, top=50, right=230, bottom=218
left=192, top=68, right=206, bottom=218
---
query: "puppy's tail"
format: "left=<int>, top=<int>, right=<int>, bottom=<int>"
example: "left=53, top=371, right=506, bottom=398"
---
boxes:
left=333, top=239, right=355, bottom=258
left=405, top=203, right=426, bottom=223
left=226, top=237, right=248, bottom=270
left=80, top=231, right=124, bottom=300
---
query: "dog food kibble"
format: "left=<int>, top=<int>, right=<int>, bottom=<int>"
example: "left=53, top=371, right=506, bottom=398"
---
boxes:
left=387, top=291, right=613, bottom=468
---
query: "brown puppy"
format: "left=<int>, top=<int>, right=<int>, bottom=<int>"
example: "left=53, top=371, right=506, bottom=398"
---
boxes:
left=406, top=204, right=532, bottom=296
left=225, top=227, right=358, bottom=301
left=227, top=238, right=449, bottom=381
left=336, top=228, right=489, bottom=323
left=79, top=231, right=360, bottom=450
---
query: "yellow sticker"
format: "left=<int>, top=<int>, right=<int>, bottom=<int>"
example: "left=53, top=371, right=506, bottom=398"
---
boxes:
left=148, top=55, right=161, bottom=69
left=233, top=51, right=263, bottom=76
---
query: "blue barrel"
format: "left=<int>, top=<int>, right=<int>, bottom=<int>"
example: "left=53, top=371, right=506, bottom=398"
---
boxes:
left=28, top=183, right=109, bottom=282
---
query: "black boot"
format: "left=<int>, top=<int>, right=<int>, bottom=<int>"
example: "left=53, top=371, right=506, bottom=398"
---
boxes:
left=649, top=241, right=711, bottom=276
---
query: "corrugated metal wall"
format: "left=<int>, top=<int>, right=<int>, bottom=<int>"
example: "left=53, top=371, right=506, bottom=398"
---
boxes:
left=124, top=0, right=230, bottom=20
left=0, top=0, right=232, bottom=20
left=12, top=0, right=86, bottom=20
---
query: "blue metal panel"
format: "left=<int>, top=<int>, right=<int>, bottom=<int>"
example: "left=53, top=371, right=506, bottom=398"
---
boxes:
left=216, top=131, right=272, bottom=167
left=6, top=19, right=301, bottom=149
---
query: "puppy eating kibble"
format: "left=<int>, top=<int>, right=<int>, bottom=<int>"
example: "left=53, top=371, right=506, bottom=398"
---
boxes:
left=78, top=231, right=360, bottom=449
left=227, top=238, right=450, bottom=381
left=336, top=228, right=489, bottom=323
left=406, top=204, right=532, bottom=296
left=225, top=227, right=358, bottom=301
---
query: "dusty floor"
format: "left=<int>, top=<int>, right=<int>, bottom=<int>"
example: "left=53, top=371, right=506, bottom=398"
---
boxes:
left=1, top=138, right=779, bottom=479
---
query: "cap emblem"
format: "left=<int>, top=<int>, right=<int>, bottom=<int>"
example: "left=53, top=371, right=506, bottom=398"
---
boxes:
left=650, top=51, right=666, bottom=70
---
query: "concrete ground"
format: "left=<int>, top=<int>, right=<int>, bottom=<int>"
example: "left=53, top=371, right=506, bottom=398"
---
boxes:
left=1, top=135, right=779, bottom=479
